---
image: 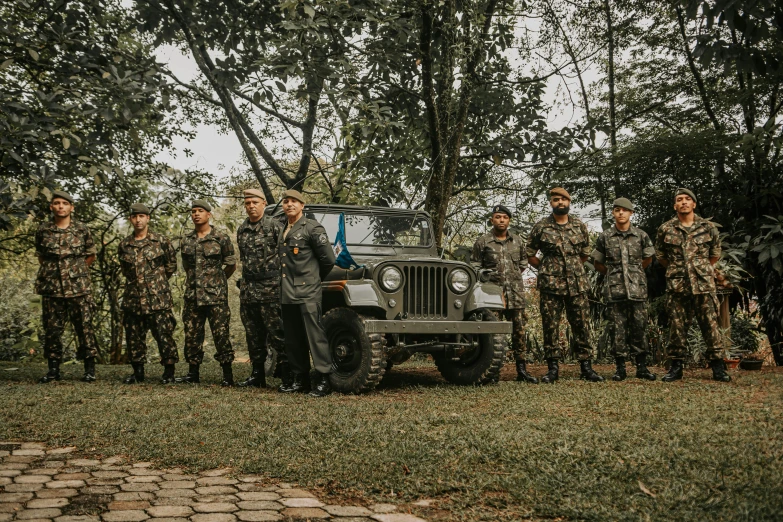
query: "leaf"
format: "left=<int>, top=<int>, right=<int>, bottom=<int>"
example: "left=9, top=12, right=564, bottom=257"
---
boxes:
left=303, top=4, right=315, bottom=18
left=62, top=137, right=70, bottom=150
left=28, top=48, right=39, bottom=61
left=102, top=71, right=111, bottom=79
left=275, top=81, right=287, bottom=92
left=0, top=59, right=13, bottom=70
left=638, top=481, right=656, bottom=498
left=492, top=154, right=501, bottom=166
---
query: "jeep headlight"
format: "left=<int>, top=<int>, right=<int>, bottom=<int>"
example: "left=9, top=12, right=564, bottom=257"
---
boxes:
left=379, top=266, right=403, bottom=292
left=448, top=268, right=470, bottom=294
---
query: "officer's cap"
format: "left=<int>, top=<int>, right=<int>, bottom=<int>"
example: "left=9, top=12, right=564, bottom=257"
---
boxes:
left=191, top=200, right=212, bottom=212
left=51, top=190, right=74, bottom=204
left=612, top=197, right=635, bottom=212
left=282, top=189, right=306, bottom=204
left=130, top=203, right=151, bottom=216
left=549, top=187, right=571, bottom=201
left=674, top=188, right=697, bottom=203
left=243, top=189, right=266, bottom=201
left=491, top=205, right=513, bottom=219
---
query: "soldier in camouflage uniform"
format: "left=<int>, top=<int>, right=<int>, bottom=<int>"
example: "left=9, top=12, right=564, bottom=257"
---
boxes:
left=35, top=190, right=99, bottom=383
left=472, top=204, right=537, bottom=383
left=655, top=188, right=730, bottom=382
left=236, top=188, right=288, bottom=388
left=591, top=198, right=656, bottom=381
left=526, top=187, right=604, bottom=383
left=118, top=203, right=179, bottom=385
left=175, top=200, right=237, bottom=386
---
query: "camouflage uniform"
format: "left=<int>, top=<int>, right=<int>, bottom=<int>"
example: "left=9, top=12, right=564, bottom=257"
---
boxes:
left=180, top=227, right=236, bottom=365
left=526, top=215, right=593, bottom=360
left=591, top=226, right=655, bottom=359
left=472, top=230, right=529, bottom=362
left=118, top=232, right=179, bottom=365
left=34, top=219, right=99, bottom=361
left=237, top=216, right=286, bottom=366
left=655, top=215, right=722, bottom=361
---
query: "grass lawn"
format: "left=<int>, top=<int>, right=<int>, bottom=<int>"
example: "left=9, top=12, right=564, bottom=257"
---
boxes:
left=1, top=360, right=782, bottom=521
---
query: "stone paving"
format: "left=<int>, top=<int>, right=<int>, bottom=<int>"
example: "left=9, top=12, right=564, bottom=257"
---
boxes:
left=0, top=443, right=426, bottom=522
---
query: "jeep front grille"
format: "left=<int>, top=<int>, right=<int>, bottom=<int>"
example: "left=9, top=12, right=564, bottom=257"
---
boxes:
left=402, top=265, right=448, bottom=319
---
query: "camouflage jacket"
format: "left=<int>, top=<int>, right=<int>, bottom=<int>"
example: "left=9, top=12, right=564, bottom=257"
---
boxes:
left=237, top=215, right=282, bottom=303
left=471, top=230, right=528, bottom=309
left=181, top=226, right=236, bottom=305
left=591, top=225, right=654, bottom=302
left=118, top=232, right=177, bottom=313
left=34, top=219, right=96, bottom=298
left=278, top=216, right=336, bottom=305
left=655, top=215, right=721, bottom=294
left=526, top=215, right=591, bottom=296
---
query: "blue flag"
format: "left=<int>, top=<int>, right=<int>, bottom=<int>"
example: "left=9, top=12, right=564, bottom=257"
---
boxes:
left=333, top=213, right=361, bottom=269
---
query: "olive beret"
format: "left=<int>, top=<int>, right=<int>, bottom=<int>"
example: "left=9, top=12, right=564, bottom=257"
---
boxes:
left=674, top=188, right=697, bottom=203
left=282, top=189, right=306, bottom=204
left=491, top=205, right=512, bottom=218
left=549, top=187, right=571, bottom=200
left=191, top=199, right=212, bottom=212
left=51, top=190, right=74, bottom=204
left=130, top=203, right=151, bottom=215
left=243, top=189, right=266, bottom=201
left=612, top=197, right=635, bottom=212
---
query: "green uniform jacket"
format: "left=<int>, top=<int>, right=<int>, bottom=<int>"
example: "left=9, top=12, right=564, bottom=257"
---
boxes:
left=237, top=215, right=282, bottom=303
left=34, top=219, right=96, bottom=297
left=525, top=215, right=591, bottom=296
left=591, top=225, right=654, bottom=302
left=118, top=231, right=177, bottom=313
left=655, top=215, right=721, bottom=294
left=180, top=226, right=236, bottom=305
left=471, top=230, right=528, bottom=309
left=278, top=216, right=336, bottom=305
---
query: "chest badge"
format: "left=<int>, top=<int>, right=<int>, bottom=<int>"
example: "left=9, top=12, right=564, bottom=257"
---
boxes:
left=293, top=247, right=299, bottom=255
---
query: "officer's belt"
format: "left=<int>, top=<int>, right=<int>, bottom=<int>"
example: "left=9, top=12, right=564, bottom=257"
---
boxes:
left=242, top=271, right=279, bottom=281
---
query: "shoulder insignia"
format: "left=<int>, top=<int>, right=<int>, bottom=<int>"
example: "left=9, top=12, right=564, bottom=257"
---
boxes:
left=319, top=233, right=329, bottom=245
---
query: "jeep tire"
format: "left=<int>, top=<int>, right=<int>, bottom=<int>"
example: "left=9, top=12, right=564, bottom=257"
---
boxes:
left=323, top=308, right=387, bottom=394
left=434, top=308, right=506, bottom=385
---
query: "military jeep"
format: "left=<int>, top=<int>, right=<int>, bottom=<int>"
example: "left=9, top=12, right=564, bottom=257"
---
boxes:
left=267, top=204, right=511, bottom=394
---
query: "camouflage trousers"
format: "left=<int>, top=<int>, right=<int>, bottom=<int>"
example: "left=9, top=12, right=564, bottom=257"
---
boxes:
left=123, top=309, right=179, bottom=365
left=666, top=292, right=722, bottom=361
left=41, top=295, right=99, bottom=361
left=500, top=308, right=529, bottom=362
left=607, top=300, right=648, bottom=359
left=182, top=299, right=234, bottom=365
left=540, top=292, right=593, bottom=361
left=240, top=300, right=287, bottom=365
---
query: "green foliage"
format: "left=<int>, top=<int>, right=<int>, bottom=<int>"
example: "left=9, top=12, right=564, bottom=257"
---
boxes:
left=731, top=309, right=762, bottom=354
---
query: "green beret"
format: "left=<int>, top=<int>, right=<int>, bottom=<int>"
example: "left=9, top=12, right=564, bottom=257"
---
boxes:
left=191, top=200, right=212, bottom=212
left=282, top=189, right=306, bottom=204
left=51, top=190, right=74, bottom=204
left=130, top=203, right=151, bottom=215
left=612, top=197, right=635, bottom=212
left=674, top=188, right=697, bottom=203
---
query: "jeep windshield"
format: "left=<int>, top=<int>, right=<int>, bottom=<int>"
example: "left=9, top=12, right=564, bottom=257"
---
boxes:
left=311, top=212, right=433, bottom=248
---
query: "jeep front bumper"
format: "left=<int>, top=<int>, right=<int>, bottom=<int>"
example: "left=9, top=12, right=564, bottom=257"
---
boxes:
left=363, top=320, right=511, bottom=335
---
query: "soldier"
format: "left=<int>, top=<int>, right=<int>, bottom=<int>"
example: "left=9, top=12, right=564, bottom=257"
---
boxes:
left=655, top=188, right=730, bottom=382
left=35, top=190, right=100, bottom=383
left=175, top=200, right=237, bottom=386
left=277, top=189, right=336, bottom=397
left=591, top=198, right=657, bottom=381
left=118, top=203, right=179, bottom=384
left=236, top=188, right=289, bottom=388
left=472, top=204, right=537, bottom=383
left=526, top=187, right=604, bottom=383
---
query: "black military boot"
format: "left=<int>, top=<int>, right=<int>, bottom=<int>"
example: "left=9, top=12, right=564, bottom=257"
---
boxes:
left=515, top=361, right=539, bottom=384
left=635, top=354, right=656, bottom=381
left=662, top=359, right=683, bottom=382
left=123, top=362, right=145, bottom=384
left=238, top=361, right=266, bottom=388
left=160, top=364, right=176, bottom=384
left=710, top=359, right=732, bottom=382
left=309, top=372, right=332, bottom=397
left=38, top=359, right=61, bottom=384
left=279, top=372, right=308, bottom=393
left=81, top=357, right=96, bottom=382
left=612, top=357, right=627, bottom=381
left=175, top=364, right=200, bottom=384
left=276, top=362, right=294, bottom=392
left=540, top=359, right=559, bottom=384
left=580, top=359, right=605, bottom=382
left=220, top=363, right=234, bottom=387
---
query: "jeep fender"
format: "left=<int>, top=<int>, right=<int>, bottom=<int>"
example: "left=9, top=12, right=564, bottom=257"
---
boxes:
left=464, top=282, right=505, bottom=313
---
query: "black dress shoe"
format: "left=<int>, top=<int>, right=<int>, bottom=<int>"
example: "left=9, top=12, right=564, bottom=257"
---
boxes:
left=309, top=373, right=332, bottom=397
left=279, top=372, right=309, bottom=393
left=175, top=364, right=200, bottom=384
left=38, top=359, right=61, bottom=384
left=662, top=360, right=683, bottom=382
left=580, top=359, right=605, bottom=382
left=541, top=359, right=559, bottom=383
left=515, top=361, right=539, bottom=384
left=81, top=357, right=96, bottom=382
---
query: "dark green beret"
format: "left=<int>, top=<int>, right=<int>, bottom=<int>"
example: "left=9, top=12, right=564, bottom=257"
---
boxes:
left=675, top=188, right=697, bottom=203
left=130, top=203, right=151, bottom=215
left=51, top=190, right=74, bottom=204
left=191, top=199, right=212, bottom=212
left=491, top=205, right=512, bottom=218
left=612, top=197, right=635, bottom=212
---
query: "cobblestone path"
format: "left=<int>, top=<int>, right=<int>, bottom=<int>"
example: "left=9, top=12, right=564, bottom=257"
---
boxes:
left=0, top=443, right=427, bottom=522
